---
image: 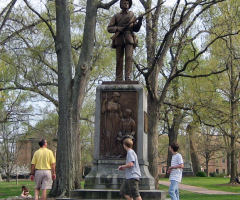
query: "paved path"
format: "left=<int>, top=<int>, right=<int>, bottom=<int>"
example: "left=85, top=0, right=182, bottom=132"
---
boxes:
left=159, top=180, right=240, bottom=195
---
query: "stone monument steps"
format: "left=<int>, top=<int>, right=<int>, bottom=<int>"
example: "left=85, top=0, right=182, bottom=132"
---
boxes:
left=56, top=189, right=167, bottom=200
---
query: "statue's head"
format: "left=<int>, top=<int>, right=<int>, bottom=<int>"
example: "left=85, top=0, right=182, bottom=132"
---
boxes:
left=120, top=0, right=132, bottom=9
left=112, top=92, right=121, bottom=101
left=112, top=92, right=120, bottom=97
left=124, top=109, right=132, bottom=117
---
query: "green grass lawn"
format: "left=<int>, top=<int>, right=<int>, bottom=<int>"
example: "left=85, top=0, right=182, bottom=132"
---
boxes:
left=0, top=180, right=35, bottom=199
left=181, top=177, right=240, bottom=193
left=0, top=180, right=84, bottom=199
left=159, top=184, right=240, bottom=200
left=159, top=177, right=240, bottom=200
left=1, top=177, right=240, bottom=199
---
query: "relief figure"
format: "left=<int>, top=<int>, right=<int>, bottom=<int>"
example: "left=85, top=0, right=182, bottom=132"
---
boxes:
left=101, top=92, right=123, bottom=158
left=116, top=109, right=136, bottom=158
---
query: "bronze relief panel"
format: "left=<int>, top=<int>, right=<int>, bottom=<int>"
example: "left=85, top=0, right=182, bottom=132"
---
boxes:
left=100, top=91, right=138, bottom=159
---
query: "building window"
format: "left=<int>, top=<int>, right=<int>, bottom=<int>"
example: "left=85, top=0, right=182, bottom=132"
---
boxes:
left=162, top=167, right=165, bottom=174
left=222, top=169, right=225, bottom=174
left=216, top=169, right=219, bottom=174
left=222, top=158, right=225, bottom=164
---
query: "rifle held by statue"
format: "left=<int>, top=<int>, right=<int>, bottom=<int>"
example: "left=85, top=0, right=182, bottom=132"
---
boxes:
left=110, top=1, right=165, bottom=41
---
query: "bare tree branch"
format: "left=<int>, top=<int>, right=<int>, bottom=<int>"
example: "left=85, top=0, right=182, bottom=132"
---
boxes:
left=0, top=18, right=56, bottom=46
left=23, top=0, right=56, bottom=41
left=98, top=0, right=119, bottom=9
left=0, top=0, right=17, bottom=34
left=0, top=85, right=59, bottom=108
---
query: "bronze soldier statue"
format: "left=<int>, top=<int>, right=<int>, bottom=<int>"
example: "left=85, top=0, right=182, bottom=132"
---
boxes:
left=107, top=0, right=143, bottom=81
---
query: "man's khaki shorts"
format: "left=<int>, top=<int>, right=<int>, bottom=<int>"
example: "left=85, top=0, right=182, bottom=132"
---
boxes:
left=35, top=170, right=53, bottom=190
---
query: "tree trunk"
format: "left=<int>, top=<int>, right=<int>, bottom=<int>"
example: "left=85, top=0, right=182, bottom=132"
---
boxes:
left=227, top=152, right=231, bottom=175
left=70, top=0, right=98, bottom=189
left=165, top=119, right=180, bottom=178
left=147, top=99, right=159, bottom=189
left=49, top=0, right=99, bottom=197
left=206, top=158, right=209, bottom=177
left=236, top=152, right=238, bottom=175
left=6, top=172, right=10, bottom=182
left=229, top=54, right=238, bottom=183
left=49, top=0, right=73, bottom=197
left=187, top=124, right=201, bottom=174
left=230, top=136, right=236, bottom=183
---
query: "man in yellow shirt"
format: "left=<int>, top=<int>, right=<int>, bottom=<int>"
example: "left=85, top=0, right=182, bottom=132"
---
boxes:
left=30, top=139, right=56, bottom=200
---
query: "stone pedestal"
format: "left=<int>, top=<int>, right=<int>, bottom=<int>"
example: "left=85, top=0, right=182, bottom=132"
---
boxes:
left=77, top=82, right=167, bottom=199
left=85, top=82, right=154, bottom=189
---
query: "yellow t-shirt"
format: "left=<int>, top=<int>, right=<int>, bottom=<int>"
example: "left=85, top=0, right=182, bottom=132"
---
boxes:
left=31, top=148, right=56, bottom=170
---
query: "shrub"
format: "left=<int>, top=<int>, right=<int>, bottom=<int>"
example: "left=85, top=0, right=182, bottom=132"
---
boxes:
left=218, top=173, right=227, bottom=177
left=209, top=172, right=218, bottom=177
left=196, top=171, right=207, bottom=177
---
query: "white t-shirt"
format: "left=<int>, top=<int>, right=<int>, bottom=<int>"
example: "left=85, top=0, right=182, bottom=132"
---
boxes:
left=169, top=153, right=183, bottom=182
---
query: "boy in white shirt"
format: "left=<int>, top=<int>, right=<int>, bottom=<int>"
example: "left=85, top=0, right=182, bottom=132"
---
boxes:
left=167, top=142, right=184, bottom=200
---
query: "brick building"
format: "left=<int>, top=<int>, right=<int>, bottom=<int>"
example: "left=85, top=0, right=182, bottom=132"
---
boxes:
left=16, top=138, right=57, bottom=171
